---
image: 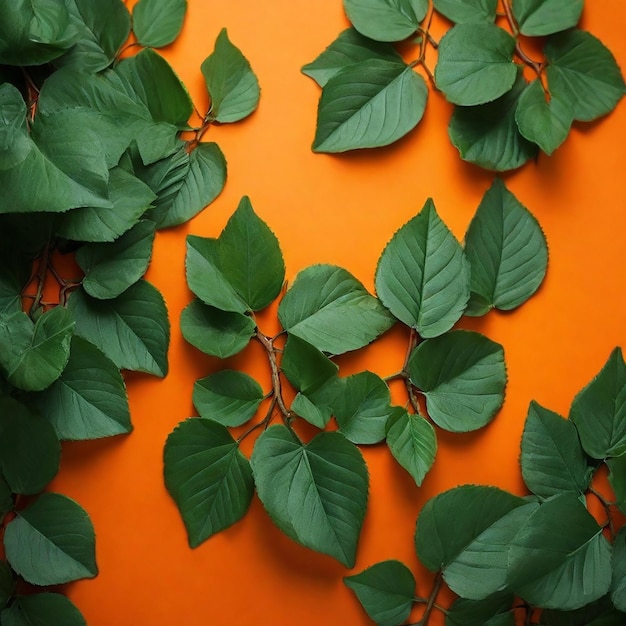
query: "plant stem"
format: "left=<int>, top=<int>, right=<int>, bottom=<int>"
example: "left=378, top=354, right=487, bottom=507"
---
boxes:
left=255, top=330, right=292, bottom=422
left=421, top=571, right=444, bottom=626
left=501, top=0, right=543, bottom=76
left=30, top=241, right=50, bottom=316
left=589, top=486, right=616, bottom=541
left=237, top=396, right=277, bottom=443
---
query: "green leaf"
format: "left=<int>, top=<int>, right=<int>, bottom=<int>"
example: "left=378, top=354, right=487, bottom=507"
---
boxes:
left=251, top=425, right=368, bottom=567
left=464, top=178, right=548, bottom=315
left=0, top=84, right=31, bottom=171
left=0, top=307, right=74, bottom=392
left=186, top=197, right=285, bottom=313
left=386, top=409, right=436, bottom=486
left=435, top=23, right=516, bottom=106
left=514, top=79, right=573, bottom=155
left=3, top=493, right=97, bottom=586
left=313, top=59, right=427, bottom=152
left=164, top=418, right=254, bottom=547
left=133, top=0, right=186, bottom=48
left=541, top=596, right=626, bottom=625
left=343, top=0, right=427, bottom=42
left=407, top=330, right=506, bottom=432
left=201, top=28, right=260, bottom=123
left=1, top=593, right=86, bottom=626
left=302, top=27, right=402, bottom=87
left=508, top=493, right=612, bottom=610
left=290, top=393, right=333, bottom=429
left=192, top=371, right=263, bottom=427
left=375, top=199, right=469, bottom=336
left=281, top=335, right=338, bottom=395
left=181, top=299, right=255, bottom=359
left=613, top=527, right=626, bottom=612
left=448, top=70, right=539, bottom=171
left=569, top=348, right=626, bottom=459
left=545, top=30, right=626, bottom=122
left=513, top=0, right=583, bottom=37
left=521, top=402, right=591, bottom=499
left=31, top=336, right=131, bottom=441
left=0, top=236, right=32, bottom=318
left=344, top=560, right=416, bottom=626
left=607, top=455, right=626, bottom=514
left=0, top=560, right=14, bottom=610
left=278, top=264, right=394, bottom=354
left=416, top=485, right=534, bottom=599
left=68, top=280, right=170, bottom=377
left=446, top=594, right=515, bottom=626
left=433, top=0, right=498, bottom=24
left=77, top=220, right=156, bottom=299
left=0, top=396, right=60, bottom=495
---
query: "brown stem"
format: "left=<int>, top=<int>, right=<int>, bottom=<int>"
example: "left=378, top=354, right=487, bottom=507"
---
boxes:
left=237, top=396, right=278, bottom=443
left=501, top=0, right=543, bottom=76
left=30, top=241, right=50, bottom=316
left=421, top=572, right=443, bottom=626
left=254, top=330, right=292, bottom=422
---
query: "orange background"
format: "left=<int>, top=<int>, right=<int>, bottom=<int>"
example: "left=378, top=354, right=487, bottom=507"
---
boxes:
left=51, top=2, right=626, bottom=624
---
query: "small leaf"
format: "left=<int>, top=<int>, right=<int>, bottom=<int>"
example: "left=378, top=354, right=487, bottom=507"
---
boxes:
left=1, top=593, right=86, bottom=626
left=613, top=527, right=626, bottom=612
left=446, top=594, right=515, bottom=626
left=201, top=28, right=260, bottom=123
left=540, top=596, right=626, bottom=625
left=433, top=0, right=498, bottom=24
left=302, top=27, right=402, bottom=87
left=313, top=59, right=427, bottom=152
left=344, top=560, right=416, bottom=626
left=513, top=0, right=583, bottom=37
left=278, top=264, right=394, bottom=354
left=375, top=199, right=469, bottom=337
left=386, top=409, right=437, bottom=486
left=193, top=371, right=263, bottom=427
left=0, top=560, right=14, bottom=610
left=251, top=425, right=368, bottom=567
left=435, top=23, right=516, bottom=106
left=133, top=0, right=187, bottom=48
left=4, top=493, right=97, bottom=586
left=343, top=0, right=427, bottom=42
left=607, top=455, right=626, bottom=514
left=181, top=299, right=255, bottom=359
left=281, top=335, right=338, bottom=395
left=0, top=84, right=31, bottom=171
left=164, top=418, right=254, bottom=547
left=290, top=393, right=333, bottom=429
left=464, top=178, right=548, bottom=315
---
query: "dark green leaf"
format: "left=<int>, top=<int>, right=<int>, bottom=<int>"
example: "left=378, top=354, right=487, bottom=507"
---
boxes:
left=0, top=396, right=60, bottom=495
left=164, top=418, right=254, bottom=547
left=344, top=560, right=415, bottom=626
left=278, top=264, right=394, bottom=354
left=513, top=0, right=583, bottom=37
left=0, top=560, right=14, bottom=611
left=192, top=371, right=263, bottom=427
left=613, top=527, right=626, bottom=612
left=31, top=336, right=131, bottom=441
left=386, top=409, right=436, bottom=486
left=290, top=393, right=333, bottom=429
left=181, top=299, right=255, bottom=359
left=313, top=59, right=427, bottom=152
left=281, top=335, right=338, bottom=395
left=77, top=220, right=156, bottom=299
left=435, top=23, right=516, bottom=106
left=464, top=178, right=548, bottom=315
left=201, top=28, right=260, bottom=123
left=433, top=0, right=498, bottom=24
left=570, top=348, right=626, bottom=459
left=607, top=455, right=626, bottom=514
left=4, top=493, right=97, bottom=586
left=1, top=593, right=86, bottom=626
left=133, top=0, right=186, bottom=48
left=448, top=71, right=539, bottom=171
left=343, top=0, right=427, bottom=42
left=446, top=594, right=515, bottom=626
left=541, top=596, right=626, bottom=625
left=375, top=199, right=469, bottom=337
left=302, top=27, right=402, bottom=87
left=0, top=307, right=74, bottom=392
left=0, top=220, right=32, bottom=317
left=0, top=478, right=12, bottom=518
left=251, top=425, right=368, bottom=567
left=68, top=280, right=170, bottom=377
left=0, top=84, right=31, bottom=171
left=545, top=30, right=626, bottom=122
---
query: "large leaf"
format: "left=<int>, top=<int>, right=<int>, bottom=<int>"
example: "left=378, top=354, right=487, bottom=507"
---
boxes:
left=513, top=0, right=583, bottom=37
left=446, top=594, right=515, bottom=626
left=607, top=454, right=626, bottom=514
left=521, top=402, right=591, bottom=499
left=1, top=593, right=86, bottom=626
left=312, top=59, right=427, bottom=152
left=435, top=23, right=516, bottom=106
left=133, top=0, right=187, bottom=48
left=278, top=264, right=394, bottom=354
left=280, top=335, right=338, bottom=395
left=0, top=396, right=60, bottom=495
left=408, top=331, right=506, bottom=432
left=613, top=527, right=626, bottom=612
left=375, top=199, right=469, bottom=337
left=302, top=27, right=402, bottom=87
left=201, top=29, right=260, bottom=123
left=0, top=84, right=32, bottom=171
left=464, top=178, right=548, bottom=315
left=344, top=560, right=416, bottom=626
left=0, top=307, right=74, bottom=392
left=68, top=280, right=170, bottom=377
left=164, top=418, right=254, bottom=547
left=433, top=0, right=498, bottom=24
left=32, top=336, right=131, bottom=441
left=343, top=0, right=427, bottom=42
left=545, top=30, right=626, bottom=122
left=541, top=596, right=626, bottom=625
left=251, top=426, right=368, bottom=567
left=569, top=348, right=626, bottom=459
left=4, top=493, right=97, bottom=586
left=507, top=493, right=612, bottom=610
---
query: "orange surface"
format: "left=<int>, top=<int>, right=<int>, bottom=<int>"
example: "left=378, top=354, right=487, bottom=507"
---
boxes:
left=50, top=2, right=626, bottom=625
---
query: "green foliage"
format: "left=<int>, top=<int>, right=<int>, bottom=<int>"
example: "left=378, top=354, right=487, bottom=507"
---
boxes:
left=133, top=0, right=187, bottom=49
left=305, top=0, right=625, bottom=170
left=1, top=593, right=86, bottom=626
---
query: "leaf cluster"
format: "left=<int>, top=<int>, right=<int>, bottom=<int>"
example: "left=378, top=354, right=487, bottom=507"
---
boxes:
left=304, top=0, right=626, bottom=170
